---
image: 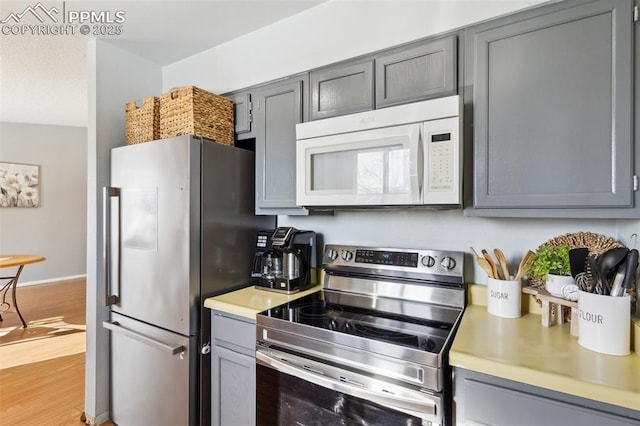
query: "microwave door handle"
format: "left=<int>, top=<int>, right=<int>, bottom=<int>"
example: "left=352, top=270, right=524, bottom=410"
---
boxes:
left=256, top=349, right=436, bottom=419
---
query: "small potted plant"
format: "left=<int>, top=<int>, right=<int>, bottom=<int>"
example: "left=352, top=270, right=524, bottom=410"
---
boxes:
left=526, top=244, right=574, bottom=297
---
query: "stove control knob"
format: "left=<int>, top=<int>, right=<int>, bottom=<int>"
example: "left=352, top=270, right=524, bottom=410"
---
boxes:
left=326, top=249, right=339, bottom=261
left=421, top=255, right=436, bottom=268
left=341, top=250, right=354, bottom=262
left=440, top=256, right=456, bottom=270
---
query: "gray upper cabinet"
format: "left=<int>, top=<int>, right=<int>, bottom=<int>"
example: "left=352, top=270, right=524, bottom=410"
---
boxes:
left=375, top=36, right=457, bottom=108
left=229, top=92, right=253, bottom=138
left=309, top=60, right=374, bottom=120
left=253, top=74, right=309, bottom=215
left=467, top=0, right=636, bottom=216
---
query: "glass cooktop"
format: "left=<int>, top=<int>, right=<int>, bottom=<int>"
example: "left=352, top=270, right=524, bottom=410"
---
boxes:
left=259, top=290, right=455, bottom=353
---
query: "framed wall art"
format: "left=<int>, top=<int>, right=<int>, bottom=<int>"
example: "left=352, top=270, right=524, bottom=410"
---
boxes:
left=0, top=162, right=40, bottom=207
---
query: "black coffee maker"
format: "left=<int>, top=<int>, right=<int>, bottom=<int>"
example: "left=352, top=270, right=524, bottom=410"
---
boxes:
left=251, top=227, right=316, bottom=294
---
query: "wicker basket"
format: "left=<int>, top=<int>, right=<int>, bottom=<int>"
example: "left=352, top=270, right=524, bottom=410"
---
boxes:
left=125, top=97, right=160, bottom=144
left=160, top=86, right=234, bottom=146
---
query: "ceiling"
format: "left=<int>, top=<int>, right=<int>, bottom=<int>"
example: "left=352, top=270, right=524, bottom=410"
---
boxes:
left=0, top=0, right=327, bottom=127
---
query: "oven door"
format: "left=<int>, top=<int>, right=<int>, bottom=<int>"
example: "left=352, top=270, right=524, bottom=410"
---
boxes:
left=256, top=347, right=443, bottom=426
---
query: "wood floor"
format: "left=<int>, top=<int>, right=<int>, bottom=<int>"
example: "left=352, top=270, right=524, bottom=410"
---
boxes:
left=0, top=278, right=101, bottom=426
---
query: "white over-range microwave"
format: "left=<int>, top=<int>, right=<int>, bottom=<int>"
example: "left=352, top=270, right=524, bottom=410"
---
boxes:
left=296, top=95, right=461, bottom=208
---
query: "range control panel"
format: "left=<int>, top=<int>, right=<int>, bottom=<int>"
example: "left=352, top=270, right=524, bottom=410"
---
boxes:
left=323, top=244, right=464, bottom=281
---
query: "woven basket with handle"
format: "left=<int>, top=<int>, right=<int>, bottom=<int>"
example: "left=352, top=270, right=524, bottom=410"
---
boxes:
left=160, top=86, right=234, bottom=146
left=125, top=97, right=160, bottom=144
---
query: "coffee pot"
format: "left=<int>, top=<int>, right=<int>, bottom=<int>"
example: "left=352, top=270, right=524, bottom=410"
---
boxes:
left=259, top=252, right=282, bottom=281
left=251, top=227, right=317, bottom=294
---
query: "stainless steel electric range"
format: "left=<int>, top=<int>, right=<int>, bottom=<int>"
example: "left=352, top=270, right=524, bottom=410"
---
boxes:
left=256, top=244, right=466, bottom=426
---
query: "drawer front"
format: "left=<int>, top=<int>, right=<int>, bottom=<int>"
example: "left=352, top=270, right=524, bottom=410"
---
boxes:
left=211, top=310, right=256, bottom=351
left=464, top=378, right=635, bottom=426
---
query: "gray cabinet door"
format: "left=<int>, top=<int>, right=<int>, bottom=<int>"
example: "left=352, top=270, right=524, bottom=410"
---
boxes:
left=469, top=0, right=634, bottom=211
left=453, top=368, right=640, bottom=425
left=309, top=60, right=374, bottom=120
left=375, top=36, right=457, bottom=108
left=254, top=75, right=308, bottom=215
left=230, top=92, right=252, bottom=137
left=211, top=311, right=256, bottom=426
left=211, top=346, right=256, bottom=426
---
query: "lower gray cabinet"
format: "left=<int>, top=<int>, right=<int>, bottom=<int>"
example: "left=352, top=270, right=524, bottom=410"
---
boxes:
left=453, top=368, right=640, bottom=425
left=211, top=310, right=256, bottom=426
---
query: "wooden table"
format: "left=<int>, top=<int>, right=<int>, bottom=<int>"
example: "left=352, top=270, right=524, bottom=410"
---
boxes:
left=0, top=254, right=46, bottom=328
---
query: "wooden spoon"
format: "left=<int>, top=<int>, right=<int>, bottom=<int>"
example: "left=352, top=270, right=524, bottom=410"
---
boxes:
left=469, top=247, right=482, bottom=259
left=475, top=257, right=495, bottom=278
left=514, top=250, right=535, bottom=281
left=493, top=248, right=510, bottom=280
left=482, top=249, right=501, bottom=279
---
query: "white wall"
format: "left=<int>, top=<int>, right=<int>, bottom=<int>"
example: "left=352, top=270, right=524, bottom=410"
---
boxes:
left=85, top=39, right=162, bottom=425
left=281, top=213, right=638, bottom=284
left=162, top=0, right=639, bottom=284
left=0, top=122, right=87, bottom=284
left=163, top=0, right=550, bottom=93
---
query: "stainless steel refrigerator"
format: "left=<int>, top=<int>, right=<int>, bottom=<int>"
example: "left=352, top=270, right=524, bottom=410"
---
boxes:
left=102, top=135, right=274, bottom=426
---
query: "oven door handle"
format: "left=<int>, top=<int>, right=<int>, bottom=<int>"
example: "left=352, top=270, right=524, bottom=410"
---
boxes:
left=256, top=349, right=437, bottom=419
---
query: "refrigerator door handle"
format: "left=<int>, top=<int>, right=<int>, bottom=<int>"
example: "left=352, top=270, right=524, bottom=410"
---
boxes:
left=103, top=321, right=186, bottom=355
left=103, top=186, right=121, bottom=306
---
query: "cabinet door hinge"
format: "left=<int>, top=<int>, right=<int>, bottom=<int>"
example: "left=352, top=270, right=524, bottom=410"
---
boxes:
left=634, top=175, right=639, bottom=191
left=247, top=101, right=253, bottom=123
left=634, top=6, right=638, bottom=22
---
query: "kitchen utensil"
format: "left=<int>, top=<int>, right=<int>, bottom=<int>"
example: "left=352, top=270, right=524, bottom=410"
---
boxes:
left=493, top=248, right=510, bottom=280
left=514, top=250, right=534, bottom=281
left=597, top=247, right=628, bottom=283
left=568, top=247, right=588, bottom=278
left=609, top=265, right=626, bottom=297
left=620, top=248, right=638, bottom=291
left=469, top=247, right=481, bottom=259
left=476, top=257, right=495, bottom=278
left=481, top=249, right=501, bottom=279
left=586, top=256, right=604, bottom=294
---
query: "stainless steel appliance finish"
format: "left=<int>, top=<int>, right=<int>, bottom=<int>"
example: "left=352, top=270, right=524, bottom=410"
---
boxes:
left=103, top=136, right=274, bottom=426
left=256, top=244, right=465, bottom=426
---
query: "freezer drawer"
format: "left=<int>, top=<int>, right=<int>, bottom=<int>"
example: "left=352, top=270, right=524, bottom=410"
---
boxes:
left=106, top=312, right=198, bottom=426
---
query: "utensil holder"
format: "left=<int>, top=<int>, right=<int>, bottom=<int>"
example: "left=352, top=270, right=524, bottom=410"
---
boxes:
left=578, top=290, right=630, bottom=356
left=487, top=277, right=521, bottom=319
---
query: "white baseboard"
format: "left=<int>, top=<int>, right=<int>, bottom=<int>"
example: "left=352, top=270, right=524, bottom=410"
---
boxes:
left=17, top=274, right=86, bottom=287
